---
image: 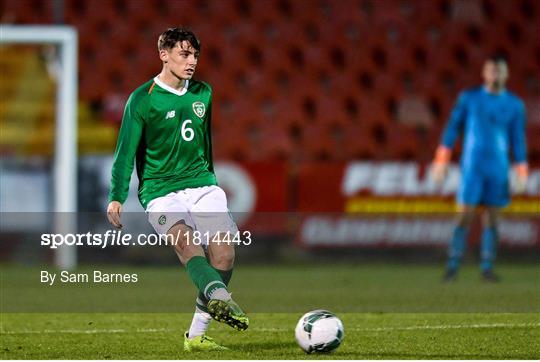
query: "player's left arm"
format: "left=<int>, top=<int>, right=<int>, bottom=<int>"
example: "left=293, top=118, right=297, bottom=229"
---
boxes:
left=205, top=97, right=214, bottom=173
left=510, top=100, right=528, bottom=192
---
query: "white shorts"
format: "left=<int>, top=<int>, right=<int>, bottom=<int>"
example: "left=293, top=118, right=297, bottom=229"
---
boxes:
left=146, top=185, right=238, bottom=244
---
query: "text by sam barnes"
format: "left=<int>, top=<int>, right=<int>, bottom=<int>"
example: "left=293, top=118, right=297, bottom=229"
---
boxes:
left=41, top=270, right=138, bottom=285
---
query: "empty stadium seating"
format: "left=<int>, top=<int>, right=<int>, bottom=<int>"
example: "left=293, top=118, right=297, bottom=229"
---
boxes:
left=1, top=0, right=539, bottom=162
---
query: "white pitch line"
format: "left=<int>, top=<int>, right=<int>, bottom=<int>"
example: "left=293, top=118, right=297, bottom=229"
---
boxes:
left=255, top=322, right=540, bottom=332
left=361, top=322, right=540, bottom=332
left=1, top=323, right=538, bottom=335
left=0, top=328, right=172, bottom=335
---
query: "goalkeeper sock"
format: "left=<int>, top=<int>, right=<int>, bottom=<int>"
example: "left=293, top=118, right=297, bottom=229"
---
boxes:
left=446, top=226, right=468, bottom=271
left=185, top=256, right=230, bottom=301
left=480, top=227, right=497, bottom=272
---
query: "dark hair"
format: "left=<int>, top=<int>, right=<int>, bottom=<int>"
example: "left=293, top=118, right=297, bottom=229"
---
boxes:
left=487, top=53, right=508, bottom=64
left=158, top=27, right=200, bottom=52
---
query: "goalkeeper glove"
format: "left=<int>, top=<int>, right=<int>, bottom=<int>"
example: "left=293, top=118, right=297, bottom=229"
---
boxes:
left=513, top=163, right=528, bottom=194
left=431, top=145, right=452, bottom=185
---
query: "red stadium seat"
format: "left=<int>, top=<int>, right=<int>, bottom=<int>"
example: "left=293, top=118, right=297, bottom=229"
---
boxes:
left=385, top=124, right=423, bottom=161
left=212, top=122, right=250, bottom=161
left=252, top=123, right=294, bottom=161
left=301, top=123, right=338, bottom=161
left=341, top=125, right=379, bottom=160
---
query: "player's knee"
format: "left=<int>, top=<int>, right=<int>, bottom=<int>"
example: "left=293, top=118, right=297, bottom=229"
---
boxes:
left=456, top=212, right=474, bottom=229
left=482, top=216, right=494, bottom=229
left=482, top=210, right=499, bottom=229
left=210, top=245, right=235, bottom=270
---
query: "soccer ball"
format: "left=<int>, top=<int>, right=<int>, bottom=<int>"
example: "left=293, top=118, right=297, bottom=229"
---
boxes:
left=295, top=310, right=344, bottom=353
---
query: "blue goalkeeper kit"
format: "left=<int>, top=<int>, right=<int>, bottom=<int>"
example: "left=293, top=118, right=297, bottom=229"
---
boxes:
left=441, top=86, right=527, bottom=272
left=441, top=86, right=527, bottom=207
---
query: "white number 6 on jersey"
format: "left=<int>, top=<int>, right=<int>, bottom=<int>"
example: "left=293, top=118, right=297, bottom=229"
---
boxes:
left=181, top=119, right=194, bottom=141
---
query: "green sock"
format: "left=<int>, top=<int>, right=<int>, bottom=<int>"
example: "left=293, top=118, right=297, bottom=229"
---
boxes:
left=186, top=256, right=227, bottom=300
left=197, top=268, right=233, bottom=312
left=217, top=268, right=234, bottom=285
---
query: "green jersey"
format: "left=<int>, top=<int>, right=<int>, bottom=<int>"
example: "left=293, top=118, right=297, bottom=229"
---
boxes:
left=108, top=77, right=217, bottom=209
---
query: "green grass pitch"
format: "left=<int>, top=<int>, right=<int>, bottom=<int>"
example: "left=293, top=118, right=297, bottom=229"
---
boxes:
left=1, top=263, right=539, bottom=359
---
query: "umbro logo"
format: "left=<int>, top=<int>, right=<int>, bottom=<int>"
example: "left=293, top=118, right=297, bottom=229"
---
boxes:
left=165, top=110, right=176, bottom=119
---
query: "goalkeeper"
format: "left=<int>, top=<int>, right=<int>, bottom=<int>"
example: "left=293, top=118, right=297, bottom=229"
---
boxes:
left=432, top=55, right=528, bottom=282
left=107, top=28, right=248, bottom=351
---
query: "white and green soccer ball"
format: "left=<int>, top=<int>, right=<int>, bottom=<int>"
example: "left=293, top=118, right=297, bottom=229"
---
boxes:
left=295, top=310, right=344, bottom=353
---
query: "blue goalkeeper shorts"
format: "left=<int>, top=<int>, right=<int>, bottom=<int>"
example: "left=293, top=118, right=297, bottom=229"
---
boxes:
left=457, top=171, right=510, bottom=207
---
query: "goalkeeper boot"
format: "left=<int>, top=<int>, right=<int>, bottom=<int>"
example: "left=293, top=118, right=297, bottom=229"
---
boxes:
left=442, top=268, right=457, bottom=282
left=481, top=269, right=501, bottom=283
left=207, top=298, right=249, bottom=331
left=183, top=332, right=228, bottom=352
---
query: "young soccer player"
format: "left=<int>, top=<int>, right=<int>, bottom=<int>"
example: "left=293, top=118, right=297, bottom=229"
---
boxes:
left=432, top=55, right=528, bottom=282
left=107, top=27, right=248, bottom=351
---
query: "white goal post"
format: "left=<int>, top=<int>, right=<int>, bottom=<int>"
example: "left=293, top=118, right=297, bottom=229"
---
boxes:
left=0, top=25, right=78, bottom=269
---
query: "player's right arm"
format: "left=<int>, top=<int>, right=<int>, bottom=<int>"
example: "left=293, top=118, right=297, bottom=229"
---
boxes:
left=107, top=93, right=145, bottom=228
left=432, top=91, right=468, bottom=184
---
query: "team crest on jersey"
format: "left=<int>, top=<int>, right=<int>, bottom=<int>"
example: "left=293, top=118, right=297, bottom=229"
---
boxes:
left=192, top=102, right=206, bottom=118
